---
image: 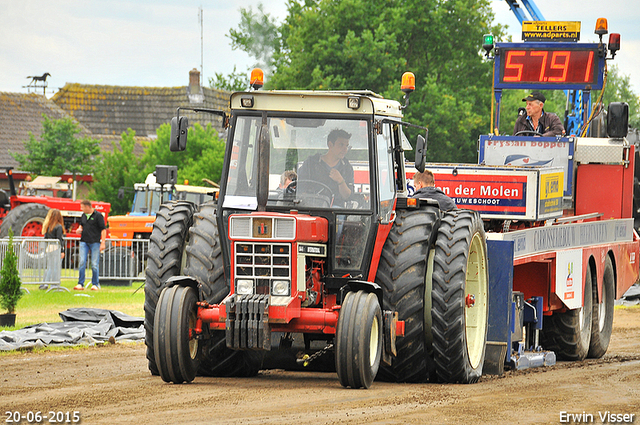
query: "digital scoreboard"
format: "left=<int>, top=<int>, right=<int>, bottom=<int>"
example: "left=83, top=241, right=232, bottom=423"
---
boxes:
left=494, top=43, right=605, bottom=90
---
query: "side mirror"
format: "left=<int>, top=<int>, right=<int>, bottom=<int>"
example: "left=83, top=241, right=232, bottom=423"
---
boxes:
left=117, top=188, right=125, bottom=199
left=155, top=165, right=178, bottom=185
left=607, top=102, right=628, bottom=139
left=415, top=133, right=427, bottom=173
left=170, top=116, right=189, bottom=151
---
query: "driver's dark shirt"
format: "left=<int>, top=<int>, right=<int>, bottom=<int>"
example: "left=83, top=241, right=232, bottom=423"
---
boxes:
left=513, top=110, right=564, bottom=137
left=297, top=153, right=354, bottom=206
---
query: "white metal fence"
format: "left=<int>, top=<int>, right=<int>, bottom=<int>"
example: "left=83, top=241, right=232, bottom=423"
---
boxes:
left=0, top=237, right=149, bottom=289
left=0, top=238, right=63, bottom=290
left=61, top=238, right=149, bottom=285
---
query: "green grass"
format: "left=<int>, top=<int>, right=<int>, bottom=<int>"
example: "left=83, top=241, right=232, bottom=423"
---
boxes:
left=0, top=278, right=145, bottom=331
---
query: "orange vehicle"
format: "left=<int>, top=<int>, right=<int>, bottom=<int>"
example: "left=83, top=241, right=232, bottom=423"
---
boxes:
left=107, top=171, right=217, bottom=242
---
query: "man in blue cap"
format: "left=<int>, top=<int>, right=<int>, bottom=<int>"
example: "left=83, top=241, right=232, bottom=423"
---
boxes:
left=514, top=92, right=564, bottom=137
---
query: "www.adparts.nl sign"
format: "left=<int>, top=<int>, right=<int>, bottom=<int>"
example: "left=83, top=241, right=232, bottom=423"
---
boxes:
left=522, top=21, right=581, bottom=42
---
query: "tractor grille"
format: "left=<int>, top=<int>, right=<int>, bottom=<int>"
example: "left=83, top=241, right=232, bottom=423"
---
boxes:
left=235, top=242, right=291, bottom=294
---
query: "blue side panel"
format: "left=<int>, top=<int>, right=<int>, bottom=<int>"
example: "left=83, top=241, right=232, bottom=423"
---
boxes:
left=487, top=239, right=514, bottom=346
left=484, top=239, right=514, bottom=374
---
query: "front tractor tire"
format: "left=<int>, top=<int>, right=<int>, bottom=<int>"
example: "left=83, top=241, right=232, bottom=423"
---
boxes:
left=431, top=209, right=489, bottom=384
left=144, top=201, right=197, bottom=375
left=375, top=206, right=441, bottom=383
left=0, top=203, right=49, bottom=237
left=183, top=202, right=262, bottom=377
left=154, top=285, right=201, bottom=384
left=335, top=290, right=383, bottom=389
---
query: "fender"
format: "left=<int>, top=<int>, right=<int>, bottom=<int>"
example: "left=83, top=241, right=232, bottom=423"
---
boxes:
left=165, top=275, right=199, bottom=290
left=340, top=280, right=383, bottom=308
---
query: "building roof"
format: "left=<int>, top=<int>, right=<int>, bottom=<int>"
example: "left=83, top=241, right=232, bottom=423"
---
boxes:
left=0, top=92, right=148, bottom=173
left=51, top=70, right=230, bottom=138
left=0, top=92, right=93, bottom=170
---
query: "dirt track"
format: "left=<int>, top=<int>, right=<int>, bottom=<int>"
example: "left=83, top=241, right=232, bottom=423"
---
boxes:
left=2, top=308, right=639, bottom=425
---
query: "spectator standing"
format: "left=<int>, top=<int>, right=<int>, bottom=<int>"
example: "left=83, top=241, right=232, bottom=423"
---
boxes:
left=42, top=209, right=65, bottom=286
left=74, top=200, right=106, bottom=291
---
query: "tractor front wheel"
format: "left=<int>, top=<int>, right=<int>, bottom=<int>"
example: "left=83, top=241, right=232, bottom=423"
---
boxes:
left=335, top=290, right=383, bottom=389
left=154, top=285, right=201, bottom=384
left=144, top=201, right=196, bottom=375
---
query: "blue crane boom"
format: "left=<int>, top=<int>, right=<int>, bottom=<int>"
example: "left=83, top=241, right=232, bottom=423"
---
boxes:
left=504, top=0, right=545, bottom=24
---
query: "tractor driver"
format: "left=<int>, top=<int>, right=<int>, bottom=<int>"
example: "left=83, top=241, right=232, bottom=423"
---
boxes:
left=297, top=129, right=354, bottom=207
left=514, top=92, right=565, bottom=137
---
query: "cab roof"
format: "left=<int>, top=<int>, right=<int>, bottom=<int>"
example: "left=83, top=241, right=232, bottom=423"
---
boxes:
left=230, top=90, right=404, bottom=118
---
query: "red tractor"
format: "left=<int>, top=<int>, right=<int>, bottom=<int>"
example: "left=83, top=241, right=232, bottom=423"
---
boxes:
left=147, top=18, right=638, bottom=388
left=0, top=167, right=110, bottom=238
left=145, top=73, right=490, bottom=388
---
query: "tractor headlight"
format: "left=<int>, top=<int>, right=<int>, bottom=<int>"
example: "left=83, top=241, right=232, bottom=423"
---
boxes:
left=236, top=279, right=254, bottom=295
left=271, top=280, right=290, bottom=296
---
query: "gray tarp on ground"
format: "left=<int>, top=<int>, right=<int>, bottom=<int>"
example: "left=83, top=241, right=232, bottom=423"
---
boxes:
left=0, top=308, right=144, bottom=351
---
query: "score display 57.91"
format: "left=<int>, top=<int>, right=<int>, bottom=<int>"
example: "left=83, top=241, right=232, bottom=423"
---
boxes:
left=494, top=43, right=605, bottom=90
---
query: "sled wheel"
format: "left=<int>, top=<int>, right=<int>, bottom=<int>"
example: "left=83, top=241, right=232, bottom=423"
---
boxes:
left=335, top=290, right=383, bottom=389
left=375, top=207, right=440, bottom=382
left=588, top=256, right=615, bottom=358
left=431, top=210, right=489, bottom=384
left=540, top=262, right=593, bottom=361
left=144, top=201, right=196, bottom=375
left=154, top=285, right=201, bottom=384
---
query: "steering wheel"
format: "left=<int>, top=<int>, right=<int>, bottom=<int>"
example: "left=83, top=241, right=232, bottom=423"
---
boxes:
left=286, top=179, right=334, bottom=200
left=514, top=130, right=543, bottom=137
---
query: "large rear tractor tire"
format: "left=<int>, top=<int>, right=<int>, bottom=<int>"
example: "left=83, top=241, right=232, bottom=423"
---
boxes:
left=431, top=210, right=489, bottom=384
left=588, top=256, right=615, bottom=358
left=375, top=206, right=440, bottom=382
left=335, top=290, right=383, bottom=389
left=540, top=263, right=593, bottom=361
left=183, top=202, right=262, bottom=377
left=0, top=203, right=49, bottom=237
left=154, top=285, right=201, bottom=384
left=144, top=201, right=196, bottom=375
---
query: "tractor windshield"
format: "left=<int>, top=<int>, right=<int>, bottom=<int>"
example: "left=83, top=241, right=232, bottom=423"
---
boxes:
left=224, top=115, right=371, bottom=211
left=131, top=189, right=171, bottom=215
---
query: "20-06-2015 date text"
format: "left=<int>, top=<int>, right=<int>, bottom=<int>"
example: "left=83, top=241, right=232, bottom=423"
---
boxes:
left=5, top=411, right=80, bottom=423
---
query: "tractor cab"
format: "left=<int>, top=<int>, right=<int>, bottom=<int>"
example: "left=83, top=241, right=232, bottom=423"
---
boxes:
left=172, top=81, right=426, bottom=287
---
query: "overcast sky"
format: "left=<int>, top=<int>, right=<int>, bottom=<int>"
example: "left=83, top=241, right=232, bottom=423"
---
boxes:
left=1, top=0, right=638, bottom=96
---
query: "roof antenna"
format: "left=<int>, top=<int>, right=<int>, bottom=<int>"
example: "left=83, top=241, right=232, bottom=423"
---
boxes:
left=199, top=6, right=204, bottom=86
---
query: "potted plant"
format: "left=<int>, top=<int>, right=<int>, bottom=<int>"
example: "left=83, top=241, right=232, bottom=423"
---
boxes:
left=0, top=228, right=23, bottom=327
